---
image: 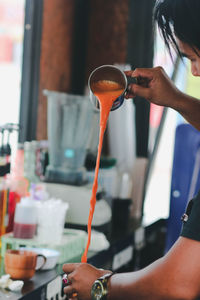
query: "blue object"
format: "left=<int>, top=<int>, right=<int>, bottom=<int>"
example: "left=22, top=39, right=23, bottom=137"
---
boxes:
left=111, top=95, right=125, bottom=111
left=165, top=124, right=200, bottom=252
left=65, top=149, right=75, bottom=158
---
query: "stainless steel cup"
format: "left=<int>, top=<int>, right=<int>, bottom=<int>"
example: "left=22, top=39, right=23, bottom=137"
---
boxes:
left=88, top=65, right=137, bottom=111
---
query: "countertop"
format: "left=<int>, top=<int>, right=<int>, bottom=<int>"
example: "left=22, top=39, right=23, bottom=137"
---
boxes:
left=0, top=218, right=164, bottom=300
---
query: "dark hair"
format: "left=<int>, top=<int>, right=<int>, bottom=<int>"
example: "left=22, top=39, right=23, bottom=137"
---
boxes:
left=154, top=0, right=200, bottom=57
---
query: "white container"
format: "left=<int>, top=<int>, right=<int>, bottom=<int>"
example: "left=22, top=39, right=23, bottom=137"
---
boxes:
left=13, top=197, right=37, bottom=239
left=36, top=199, right=69, bottom=245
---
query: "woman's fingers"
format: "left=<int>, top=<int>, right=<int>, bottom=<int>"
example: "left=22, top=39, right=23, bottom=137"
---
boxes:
left=69, top=296, right=78, bottom=300
left=64, top=283, right=79, bottom=299
left=124, top=68, right=156, bottom=99
left=125, top=83, right=152, bottom=100
left=125, top=68, right=154, bottom=80
left=63, top=263, right=80, bottom=274
left=64, top=285, right=74, bottom=295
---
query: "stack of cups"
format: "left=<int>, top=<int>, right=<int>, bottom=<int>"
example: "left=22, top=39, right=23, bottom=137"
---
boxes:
left=37, top=199, right=69, bottom=245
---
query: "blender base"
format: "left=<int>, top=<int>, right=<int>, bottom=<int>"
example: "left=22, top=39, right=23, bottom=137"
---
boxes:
left=43, top=182, right=112, bottom=231
left=45, top=166, right=88, bottom=186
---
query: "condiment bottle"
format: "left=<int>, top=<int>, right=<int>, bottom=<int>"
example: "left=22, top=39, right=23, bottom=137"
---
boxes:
left=24, top=141, right=40, bottom=184
left=13, top=197, right=37, bottom=239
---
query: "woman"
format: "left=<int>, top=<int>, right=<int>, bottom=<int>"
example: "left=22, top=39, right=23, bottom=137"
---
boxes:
left=63, top=0, right=200, bottom=299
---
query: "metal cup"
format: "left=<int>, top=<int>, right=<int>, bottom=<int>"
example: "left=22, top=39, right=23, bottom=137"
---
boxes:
left=88, top=65, right=137, bottom=111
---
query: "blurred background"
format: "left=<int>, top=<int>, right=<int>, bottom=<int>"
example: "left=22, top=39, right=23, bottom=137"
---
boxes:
left=0, top=1, right=200, bottom=298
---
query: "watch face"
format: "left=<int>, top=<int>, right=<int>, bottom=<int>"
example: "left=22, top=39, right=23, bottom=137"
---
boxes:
left=91, top=281, right=104, bottom=300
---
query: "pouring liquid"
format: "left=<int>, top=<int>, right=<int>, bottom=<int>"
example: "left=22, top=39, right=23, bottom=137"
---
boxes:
left=81, top=80, right=124, bottom=262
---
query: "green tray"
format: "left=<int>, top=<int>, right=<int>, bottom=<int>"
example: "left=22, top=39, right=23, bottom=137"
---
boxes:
left=1, top=228, right=87, bottom=264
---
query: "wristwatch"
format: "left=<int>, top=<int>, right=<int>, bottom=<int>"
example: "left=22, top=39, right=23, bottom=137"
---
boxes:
left=91, top=272, right=114, bottom=300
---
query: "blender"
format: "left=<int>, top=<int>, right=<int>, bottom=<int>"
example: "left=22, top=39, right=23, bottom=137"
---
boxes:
left=43, top=90, right=112, bottom=232
left=44, top=90, right=94, bottom=185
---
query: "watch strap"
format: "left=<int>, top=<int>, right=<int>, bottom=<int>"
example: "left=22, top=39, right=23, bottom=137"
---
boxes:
left=98, top=272, right=114, bottom=281
left=93, top=272, right=114, bottom=300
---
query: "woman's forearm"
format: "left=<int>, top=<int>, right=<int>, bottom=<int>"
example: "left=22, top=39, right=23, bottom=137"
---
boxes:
left=108, top=257, right=191, bottom=300
left=174, top=92, right=200, bottom=131
left=108, top=258, right=176, bottom=300
left=125, top=68, right=200, bottom=131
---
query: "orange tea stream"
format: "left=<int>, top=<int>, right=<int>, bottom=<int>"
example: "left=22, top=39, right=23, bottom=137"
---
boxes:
left=81, top=80, right=124, bottom=262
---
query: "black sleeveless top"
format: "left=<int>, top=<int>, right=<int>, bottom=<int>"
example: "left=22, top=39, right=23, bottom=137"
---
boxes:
left=181, top=191, right=200, bottom=241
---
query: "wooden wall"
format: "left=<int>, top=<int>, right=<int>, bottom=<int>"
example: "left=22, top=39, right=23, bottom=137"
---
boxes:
left=36, top=0, right=129, bottom=140
left=37, top=0, right=75, bottom=140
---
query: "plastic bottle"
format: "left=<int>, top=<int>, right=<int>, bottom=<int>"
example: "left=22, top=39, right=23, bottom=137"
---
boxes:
left=112, top=172, right=132, bottom=233
left=0, top=176, right=8, bottom=237
left=6, top=145, right=29, bottom=233
left=35, top=140, right=49, bottom=180
left=13, top=197, right=37, bottom=239
left=24, top=141, right=40, bottom=184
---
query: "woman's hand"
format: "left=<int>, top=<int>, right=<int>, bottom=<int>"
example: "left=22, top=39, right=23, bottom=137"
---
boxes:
left=62, top=263, right=111, bottom=300
left=125, top=67, right=182, bottom=109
